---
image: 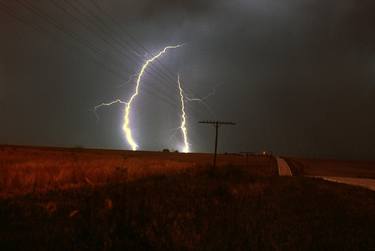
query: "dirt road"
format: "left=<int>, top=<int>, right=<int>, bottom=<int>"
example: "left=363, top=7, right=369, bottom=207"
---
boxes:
left=277, top=157, right=293, bottom=176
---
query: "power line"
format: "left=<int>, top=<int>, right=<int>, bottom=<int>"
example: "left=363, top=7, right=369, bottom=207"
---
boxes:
left=51, top=0, right=194, bottom=113
left=68, top=1, right=209, bottom=120
left=1, top=0, right=211, bottom=131
left=0, top=1, right=132, bottom=82
left=72, top=0, right=180, bottom=92
left=7, top=0, right=131, bottom=77
left=71, top=0, right=182, bottom=94
left=51, top=0, right=136, bottom=72
left=86, top=0, right=215, bottom=122
left=3, top=1, right=183, bottom=112
left=88, top=0, right=208, bottom=111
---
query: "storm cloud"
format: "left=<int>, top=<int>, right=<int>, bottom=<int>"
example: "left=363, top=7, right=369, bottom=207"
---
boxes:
left=0, top=0, right=374, bottom=159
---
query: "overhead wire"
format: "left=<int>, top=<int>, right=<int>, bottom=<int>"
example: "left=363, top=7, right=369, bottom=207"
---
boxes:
left=7, top=0, right=183, bottom=112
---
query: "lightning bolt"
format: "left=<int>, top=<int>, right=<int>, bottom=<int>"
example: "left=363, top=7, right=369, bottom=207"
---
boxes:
left=177, top=74, right=190, bottom=153
left=93, top=99, right=127, bottom=120
left=123, top=44, right=183, bottom=151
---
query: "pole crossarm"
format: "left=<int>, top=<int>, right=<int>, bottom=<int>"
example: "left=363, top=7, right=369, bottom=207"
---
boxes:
left=199, top=121, right=236, bottom=125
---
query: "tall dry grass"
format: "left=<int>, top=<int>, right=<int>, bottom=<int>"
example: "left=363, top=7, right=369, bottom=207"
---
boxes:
left=0, top=146, right=277, bottom=198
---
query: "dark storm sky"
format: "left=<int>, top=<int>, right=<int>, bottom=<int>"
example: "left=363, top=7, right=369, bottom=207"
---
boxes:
left=0, top=0, right=374, bottom=159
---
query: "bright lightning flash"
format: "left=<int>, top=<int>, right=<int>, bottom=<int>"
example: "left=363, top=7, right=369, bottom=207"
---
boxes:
left=177, top=74, right=190, bottom=153
left=123, top=44, right=183, bottom=151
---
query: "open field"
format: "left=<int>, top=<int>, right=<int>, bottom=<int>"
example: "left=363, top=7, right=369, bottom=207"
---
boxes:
left=283, top=157, right=375, bottom=178
left=1, top=145, right=375, bottom=250
left=1, top=167, right=375, bottom=250
left=0, top=145, right=277, bottom=198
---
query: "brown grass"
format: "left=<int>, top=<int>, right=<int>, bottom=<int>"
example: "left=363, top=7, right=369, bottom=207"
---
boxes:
left=1, top=166, right=374, bottom=250
left=0, top=145, right=277, bottom=198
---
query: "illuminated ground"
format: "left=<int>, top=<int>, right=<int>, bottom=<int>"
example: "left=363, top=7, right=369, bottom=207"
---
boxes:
left=1, top=166, right=375, bottom=250
left=1, top=146, right=374, bottom=250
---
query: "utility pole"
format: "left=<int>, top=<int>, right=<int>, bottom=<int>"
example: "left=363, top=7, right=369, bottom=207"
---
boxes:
left=199, top=121, right=236, bottom=168
left=240, top=152, right=255, bottom=168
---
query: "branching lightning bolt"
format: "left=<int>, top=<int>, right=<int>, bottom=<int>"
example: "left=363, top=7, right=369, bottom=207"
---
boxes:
left=177, top=74, right=190, bottom=153
left=93, top=99, right=127, bottom=120
left=123, top=44, right=183, bottom=151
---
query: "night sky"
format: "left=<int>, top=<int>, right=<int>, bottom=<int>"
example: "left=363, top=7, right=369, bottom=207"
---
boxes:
left=0, top=0, right=374, bottom=159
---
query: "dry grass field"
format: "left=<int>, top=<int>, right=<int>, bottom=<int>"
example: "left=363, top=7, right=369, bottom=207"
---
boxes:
left=0, top=145, right=277, bottom=198
left=1, top=145, right=375, bottom=250
left=1, top=167, right=375, bottom=250
left=283, top=157, right=375, bottom=178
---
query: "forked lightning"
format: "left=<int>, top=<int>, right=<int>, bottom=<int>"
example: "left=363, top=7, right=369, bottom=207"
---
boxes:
left=95, top=44, right=183, bottom=151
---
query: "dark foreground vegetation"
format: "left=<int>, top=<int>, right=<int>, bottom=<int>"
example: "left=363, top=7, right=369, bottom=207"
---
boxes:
left=1, top=166, right=375, bottom=251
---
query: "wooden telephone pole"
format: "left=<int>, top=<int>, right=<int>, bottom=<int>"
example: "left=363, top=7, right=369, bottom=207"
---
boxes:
left=240, top=152, right=255, bottom=168
left=199, top=121, right=236, bottom=168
